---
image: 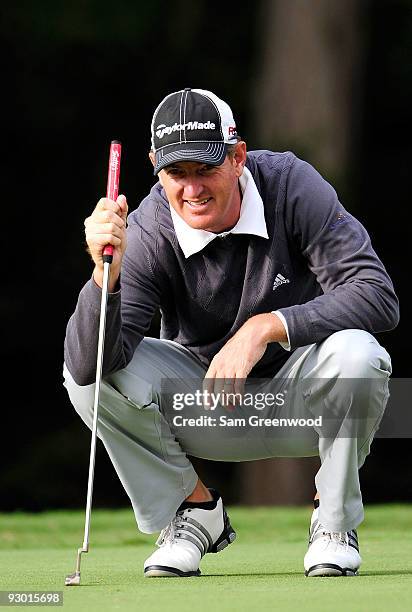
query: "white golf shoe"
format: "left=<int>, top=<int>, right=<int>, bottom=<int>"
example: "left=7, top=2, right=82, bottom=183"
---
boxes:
left=144, top=489, right=236, bottom=577
left=304, top=502, right=361, bottom=577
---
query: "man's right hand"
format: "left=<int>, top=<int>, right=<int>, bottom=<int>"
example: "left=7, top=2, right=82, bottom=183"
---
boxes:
left=84, top=194, right=128, bottom=291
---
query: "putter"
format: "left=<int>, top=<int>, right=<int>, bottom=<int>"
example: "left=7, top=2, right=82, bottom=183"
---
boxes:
left=65, top=140, right=122, bottom=586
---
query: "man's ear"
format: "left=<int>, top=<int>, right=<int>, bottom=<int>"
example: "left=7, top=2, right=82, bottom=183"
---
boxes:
left=149, top=151, right=163, bottom=185
left=233, top=141, right=247, bottom=177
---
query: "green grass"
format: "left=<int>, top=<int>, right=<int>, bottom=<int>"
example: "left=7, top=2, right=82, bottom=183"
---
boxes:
left=0, top=505, right=411, bottom=611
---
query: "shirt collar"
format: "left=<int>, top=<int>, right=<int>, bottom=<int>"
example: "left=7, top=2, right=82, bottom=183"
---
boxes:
left=169, top=166, right=269, bottom=258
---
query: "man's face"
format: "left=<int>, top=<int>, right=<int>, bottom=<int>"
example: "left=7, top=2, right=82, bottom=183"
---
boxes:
left=151, top=142, right=247, bottom=233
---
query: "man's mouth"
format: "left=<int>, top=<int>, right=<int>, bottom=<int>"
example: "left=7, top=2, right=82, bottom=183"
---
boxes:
left=184, top=197, right=213, bottom=208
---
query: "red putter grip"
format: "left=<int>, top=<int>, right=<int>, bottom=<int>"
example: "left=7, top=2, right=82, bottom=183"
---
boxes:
left=103, top=140, right=122, bottom=263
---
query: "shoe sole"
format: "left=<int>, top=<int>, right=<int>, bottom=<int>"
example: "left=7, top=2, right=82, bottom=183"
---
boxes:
left=145, top=565, right=201, bottom=577
left=305, top=563, right=359, bottom=577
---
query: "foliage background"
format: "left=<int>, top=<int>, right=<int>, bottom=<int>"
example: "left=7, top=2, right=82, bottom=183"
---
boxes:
left=1, top=0, right=411, bottom=511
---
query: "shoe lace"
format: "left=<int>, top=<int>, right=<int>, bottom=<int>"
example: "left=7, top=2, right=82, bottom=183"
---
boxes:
left=330, top=532, right=349, bottom=548
left=312, top=521, right=349, bottom=549
left=155, top=510, right=186, bottom=547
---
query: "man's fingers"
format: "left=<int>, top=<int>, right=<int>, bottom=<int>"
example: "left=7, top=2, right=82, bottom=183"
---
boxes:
left=212, top=374, right=237, bottom=409
left=86, top=223, right=124, bottom=240
left=96, top=197, right=122, bottom=213
left=203, top=367, right=216, bottom=410
left=206, top=359, right=226, bottom=406
left=234, top=376, right=245, bottom=397
left=116, top=195, right=128, bottom=225
left=87, top=208, right=125, bottom=228
left=117, top=194, right=128, bottom=217
left=86, top=219, right=125, bottom=235
left=204, top=353, right=247, bottom=409
left=220, top=378, right=237, bottom=410
left=88, top=233, right=122, bottom=247
left=99, top=209, right=125, bottom=227
left=233, top=376, right=246, bottom=406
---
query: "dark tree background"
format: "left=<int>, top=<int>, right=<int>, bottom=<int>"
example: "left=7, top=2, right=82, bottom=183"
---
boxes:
left=1, top=0, right=411, bottom=511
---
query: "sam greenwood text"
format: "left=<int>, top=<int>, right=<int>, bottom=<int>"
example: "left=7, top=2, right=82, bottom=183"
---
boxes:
left=173, top=415, right=323, bottom=428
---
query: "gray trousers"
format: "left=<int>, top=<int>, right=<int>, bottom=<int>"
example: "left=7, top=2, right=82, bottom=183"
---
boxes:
left=63, top=329, right=391, bottom=534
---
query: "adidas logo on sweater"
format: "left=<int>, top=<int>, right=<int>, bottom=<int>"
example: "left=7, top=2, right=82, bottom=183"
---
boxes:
left=272, top=273, right=290, bottom=291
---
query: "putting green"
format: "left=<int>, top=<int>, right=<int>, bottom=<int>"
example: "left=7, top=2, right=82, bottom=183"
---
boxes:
left=0, top=505, right=411, bottom=611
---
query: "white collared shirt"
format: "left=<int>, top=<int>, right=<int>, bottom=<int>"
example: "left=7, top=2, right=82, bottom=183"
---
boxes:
left=168, top=166, right=291, bottom=350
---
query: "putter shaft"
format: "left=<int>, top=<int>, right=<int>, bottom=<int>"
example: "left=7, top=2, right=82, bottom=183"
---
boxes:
left=65, top=260, right=111, bottom=586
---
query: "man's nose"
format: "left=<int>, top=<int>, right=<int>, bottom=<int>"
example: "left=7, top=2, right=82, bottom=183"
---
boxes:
left=182, top=178, right=204, bottom=200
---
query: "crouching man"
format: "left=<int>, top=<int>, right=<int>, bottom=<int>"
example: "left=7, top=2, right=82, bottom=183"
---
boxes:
left=64, top=88, right=399, bottom=577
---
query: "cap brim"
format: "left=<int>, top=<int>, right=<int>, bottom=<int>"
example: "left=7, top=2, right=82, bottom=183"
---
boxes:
left=153, top=142, right=227, bottom=175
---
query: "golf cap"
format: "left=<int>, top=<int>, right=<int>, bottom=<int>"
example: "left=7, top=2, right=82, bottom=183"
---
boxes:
left=151, top=88, right=239, bottom=175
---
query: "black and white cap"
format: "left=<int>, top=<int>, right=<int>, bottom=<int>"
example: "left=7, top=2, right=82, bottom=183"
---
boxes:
left=151, top=88, right=238, bottom=175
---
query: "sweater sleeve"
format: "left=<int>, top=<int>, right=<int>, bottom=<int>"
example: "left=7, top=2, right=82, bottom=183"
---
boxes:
left=64, top=223, right=161, bottom=386
left=277, top=158, right=400, bottom=349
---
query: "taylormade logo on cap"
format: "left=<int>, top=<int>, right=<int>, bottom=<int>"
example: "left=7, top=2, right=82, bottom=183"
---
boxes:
left=150, top=88, right=239, bottom=175
left=155, top=121, right=216, bottom=140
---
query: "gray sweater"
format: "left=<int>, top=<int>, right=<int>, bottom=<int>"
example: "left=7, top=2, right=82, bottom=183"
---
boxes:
left=64, top=151, right=399, bottom=385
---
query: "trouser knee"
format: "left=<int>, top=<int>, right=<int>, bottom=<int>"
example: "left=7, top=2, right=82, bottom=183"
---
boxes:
left=316, top=329, right=392, bottom=379
left=63, top=364, right=96, bottom=427
left=303, top=331, right=392, bottom=439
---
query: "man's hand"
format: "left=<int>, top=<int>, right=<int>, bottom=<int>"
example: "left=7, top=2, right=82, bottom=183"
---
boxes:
left=84, top=194, right=128, bottom=292
left=203, top=313, right=287, bottom=404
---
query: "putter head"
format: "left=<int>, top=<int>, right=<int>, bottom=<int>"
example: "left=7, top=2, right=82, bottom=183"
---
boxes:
left=65, top=571, right=81, bottom=586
